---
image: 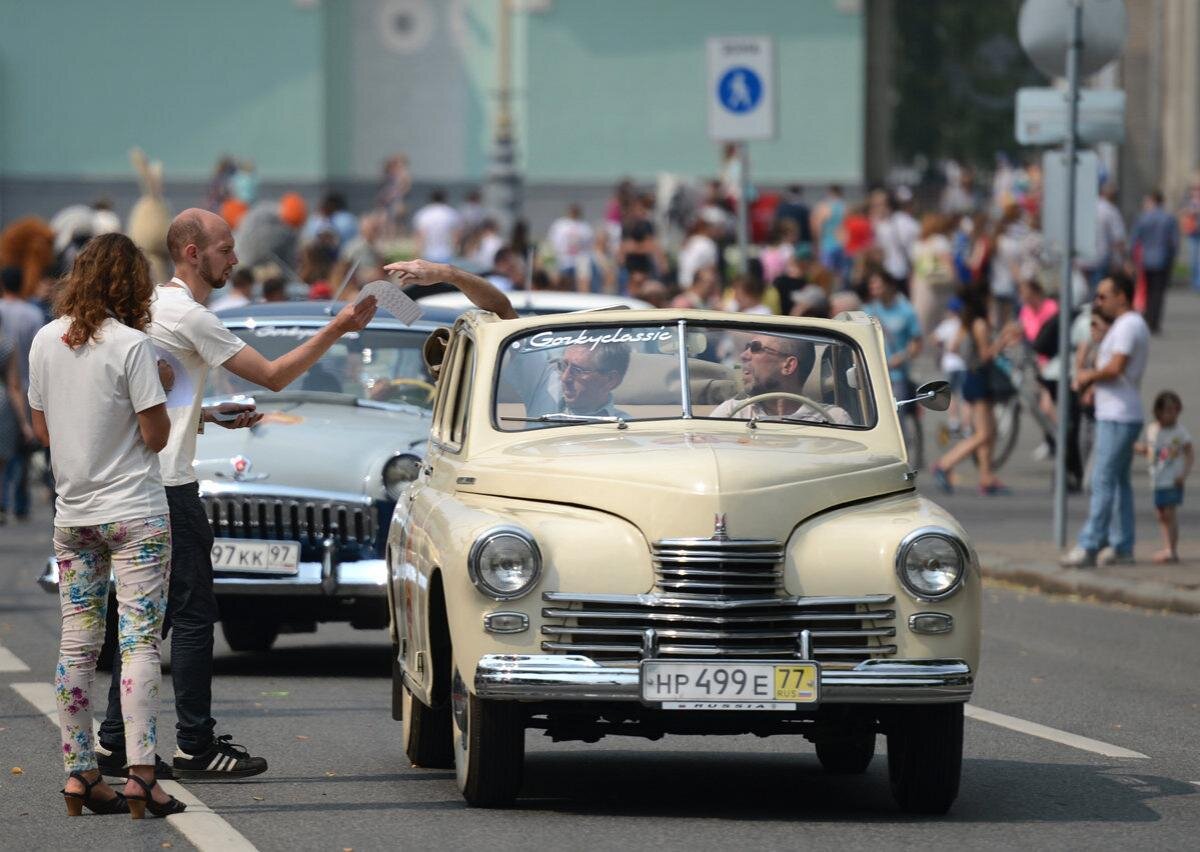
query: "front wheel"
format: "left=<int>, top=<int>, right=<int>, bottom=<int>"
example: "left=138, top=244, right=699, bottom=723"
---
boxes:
left=815, top=732, right=876, bottom=774
left=451, top=662, right=525, bottom=807
left=886, top=703, right=963, bottom=815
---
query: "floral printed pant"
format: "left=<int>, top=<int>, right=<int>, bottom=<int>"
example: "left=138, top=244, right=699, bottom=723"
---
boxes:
left=53, top=514, right=170, bottom=772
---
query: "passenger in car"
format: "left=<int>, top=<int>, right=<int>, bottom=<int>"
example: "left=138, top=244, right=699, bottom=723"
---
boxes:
left=709, top=333, right=854, bottom=425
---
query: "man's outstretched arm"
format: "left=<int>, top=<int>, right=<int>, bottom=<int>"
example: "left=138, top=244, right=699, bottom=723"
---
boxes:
left=385, top=259, right=518, bottom=320
left=222, top=297, right=378, bottom=392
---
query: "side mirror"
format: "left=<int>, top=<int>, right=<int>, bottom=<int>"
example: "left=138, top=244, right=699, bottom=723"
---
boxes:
left=422, top=327, right=451, bottom=380
left=896, top=380, right=951, bottom=412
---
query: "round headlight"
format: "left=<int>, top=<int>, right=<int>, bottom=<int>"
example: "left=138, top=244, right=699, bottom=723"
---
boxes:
left=469, top=529, right=542, bottom=600
left=896, top=529, right=967, bottom=601
left=383, top=454, right=421, bottom=499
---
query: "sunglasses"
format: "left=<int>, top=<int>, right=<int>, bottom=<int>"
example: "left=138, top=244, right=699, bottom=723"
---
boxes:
left=551, top=358, right=606, bottom=379
left=743, top=340, right=792, bottom=357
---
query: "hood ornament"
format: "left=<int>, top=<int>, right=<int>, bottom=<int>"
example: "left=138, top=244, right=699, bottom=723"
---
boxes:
left=712, top=513, right=729, bottom=542
left=215, top=454, right=269, bottom=482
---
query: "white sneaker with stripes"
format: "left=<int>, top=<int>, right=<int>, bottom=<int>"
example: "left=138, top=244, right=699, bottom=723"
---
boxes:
left=171, top=734, right=268, bottom=780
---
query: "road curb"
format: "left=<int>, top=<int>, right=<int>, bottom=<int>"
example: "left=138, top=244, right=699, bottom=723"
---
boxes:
left=979, top=554, right=1200, bottom=616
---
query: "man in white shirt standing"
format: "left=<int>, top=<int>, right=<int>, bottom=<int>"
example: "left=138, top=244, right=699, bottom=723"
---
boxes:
left=97, top=208, right=376, bottom=781
left=547, top=203, right=594, bottom=287
left=1062, top=272, right=1150, bottom=567
left=413, top=189, right=462, bottom=263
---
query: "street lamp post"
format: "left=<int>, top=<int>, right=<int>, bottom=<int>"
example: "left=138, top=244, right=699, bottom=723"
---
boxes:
left=484, top=0, right=521, bottom=237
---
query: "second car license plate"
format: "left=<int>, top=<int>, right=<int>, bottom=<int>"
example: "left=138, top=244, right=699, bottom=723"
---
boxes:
left=211, top=539, right=300, bottom=575
left=641, top=660, right=819, bottom=710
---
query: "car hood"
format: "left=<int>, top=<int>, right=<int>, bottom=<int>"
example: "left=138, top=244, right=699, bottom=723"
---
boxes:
left=457, top=427, right=912, bottom=543
left=193, top=397, right=430, bottom=497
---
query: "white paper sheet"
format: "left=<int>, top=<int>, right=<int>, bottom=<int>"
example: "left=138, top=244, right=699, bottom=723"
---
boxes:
left=357, top=280, right=422, bottom=325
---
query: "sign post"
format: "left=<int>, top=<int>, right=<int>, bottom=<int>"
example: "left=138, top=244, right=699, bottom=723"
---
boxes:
left=707, top=36, right=776, bottom=274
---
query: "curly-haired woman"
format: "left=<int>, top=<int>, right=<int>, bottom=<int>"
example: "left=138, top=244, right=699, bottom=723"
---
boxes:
left=28, top=233, right=183, bottom=819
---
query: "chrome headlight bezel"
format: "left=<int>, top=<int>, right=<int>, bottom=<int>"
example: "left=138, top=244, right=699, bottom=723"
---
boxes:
left=468, top=527, right=542, bottom=601
left=895, top=527, right=969, bottom=602
left=382, top=454, right=422, bottom=500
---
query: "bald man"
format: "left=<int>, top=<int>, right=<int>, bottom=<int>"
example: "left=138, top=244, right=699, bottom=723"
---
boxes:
left=96, top=209, right=376, bottom=785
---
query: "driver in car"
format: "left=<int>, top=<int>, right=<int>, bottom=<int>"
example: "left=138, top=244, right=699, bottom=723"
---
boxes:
left=710, top=333, right=854, bottom=425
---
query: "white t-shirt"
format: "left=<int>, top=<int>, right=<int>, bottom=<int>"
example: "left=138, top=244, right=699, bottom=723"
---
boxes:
left=933, top=316, right=966, bottom=373
left=1093, top=310, right=1150, bottom=423
left=1145, top=422, right=1192, bottom=490
left=677, top=234, right=718, bottom=287
left=547, top=217, right=594, bottom=273
left=710, top=396, right=854, bottom=426
left=150, top=282, right=247, bottom=486
left=413, top=203, right=462, bottom=263
left=28, top=317, right=168, bottom=526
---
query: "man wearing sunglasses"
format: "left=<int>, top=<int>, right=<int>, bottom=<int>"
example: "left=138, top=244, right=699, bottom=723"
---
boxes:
left=711, top=333, right=853, bottom=424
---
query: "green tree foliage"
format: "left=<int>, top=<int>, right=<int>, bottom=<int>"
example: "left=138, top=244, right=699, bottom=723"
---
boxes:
left=891, top=0, right=1045, bottom=168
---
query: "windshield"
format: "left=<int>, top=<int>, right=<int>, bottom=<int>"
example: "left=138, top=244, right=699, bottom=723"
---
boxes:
left=495, top=322, right=875, bottom=430
left=206, top=325, right=436, bottom=408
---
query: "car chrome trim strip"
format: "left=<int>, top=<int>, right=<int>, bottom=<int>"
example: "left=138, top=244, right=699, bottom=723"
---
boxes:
left=542, top=592, right=895, bottom=609
left=474, top=655, right=973, bottom=703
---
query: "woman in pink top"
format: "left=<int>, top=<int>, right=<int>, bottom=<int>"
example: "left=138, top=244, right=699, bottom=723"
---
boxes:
left=1017, top=275, right=1058, bottom=369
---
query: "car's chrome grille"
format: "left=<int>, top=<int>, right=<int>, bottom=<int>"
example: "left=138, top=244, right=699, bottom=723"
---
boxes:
left=202, top=494, right=375, bottom=546
left=653, top=537, right=786, bottom=597
left=541, top=592, right=897, bottom=665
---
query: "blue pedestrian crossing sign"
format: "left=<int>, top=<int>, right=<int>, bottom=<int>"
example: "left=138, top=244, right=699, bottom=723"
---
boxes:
left=707, top=36, right=776, bottom=141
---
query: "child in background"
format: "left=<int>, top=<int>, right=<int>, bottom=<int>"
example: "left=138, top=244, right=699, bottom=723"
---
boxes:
left=931, top=296, right=968, bottom=440
left=1135, top=391, right=1193, bottom=563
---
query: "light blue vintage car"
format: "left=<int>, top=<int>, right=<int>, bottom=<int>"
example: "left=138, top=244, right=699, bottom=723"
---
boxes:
left=39, top=300, right=460, bottom=654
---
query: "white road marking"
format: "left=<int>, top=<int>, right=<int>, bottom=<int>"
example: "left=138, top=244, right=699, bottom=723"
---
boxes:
left=0, top=644, right=30, bottom=672
left=966, top=704, right=1149, bottom=759
left=11, top=682, right=258, bottom=852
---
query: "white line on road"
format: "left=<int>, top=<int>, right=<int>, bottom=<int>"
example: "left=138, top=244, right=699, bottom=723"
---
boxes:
left=10, top=682, right=258, bottom=852
left=966, top=704, right=1149, bottom=759
left=0, top=643, right=31, bottom=673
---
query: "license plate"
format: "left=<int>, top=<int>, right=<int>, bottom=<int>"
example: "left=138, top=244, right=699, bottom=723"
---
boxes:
left=211, top=539, right=300, bottom=575
left=641, top=660, right=819, bottom=710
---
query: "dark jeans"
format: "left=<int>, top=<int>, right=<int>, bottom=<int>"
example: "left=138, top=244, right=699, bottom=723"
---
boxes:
left=100, top=483, right=220, bottom=755
left=1144, top=267, right=1170, bottom=333
left=1, top=443, right=30, bottom=516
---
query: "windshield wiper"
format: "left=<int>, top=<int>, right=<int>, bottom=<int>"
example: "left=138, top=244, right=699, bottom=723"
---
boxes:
left=501, top=413, right=628, bottom=429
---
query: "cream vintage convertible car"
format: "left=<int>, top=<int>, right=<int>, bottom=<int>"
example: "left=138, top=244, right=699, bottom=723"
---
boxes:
left=387, top=307, right=977, bottom=814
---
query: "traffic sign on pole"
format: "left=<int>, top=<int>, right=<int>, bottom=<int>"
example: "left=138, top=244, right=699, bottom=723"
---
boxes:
left=1042, top=148, right=1099, bottom=258
left=707, top=36, right=776, bottom=141
left=1016, top=87, right=1124, bottom=145
left=1018, top=0, right=1127, bottom=78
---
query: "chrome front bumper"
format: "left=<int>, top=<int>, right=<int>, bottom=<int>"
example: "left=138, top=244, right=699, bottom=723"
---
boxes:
left=474, top=655, right=974, bottom=704
left=38, top=555, right=387, bottom=598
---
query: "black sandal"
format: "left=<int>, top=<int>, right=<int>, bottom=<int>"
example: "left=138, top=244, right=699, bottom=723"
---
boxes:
left=123, top=774, right=187, bottom=820
left=61, top=770, right=130, bottom=816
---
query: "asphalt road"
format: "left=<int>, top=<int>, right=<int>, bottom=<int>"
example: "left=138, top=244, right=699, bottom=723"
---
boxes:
left=2, top=502, right=1198, bottom=850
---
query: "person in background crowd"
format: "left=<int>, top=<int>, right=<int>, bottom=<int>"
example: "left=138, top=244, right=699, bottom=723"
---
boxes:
left=671, top=265, right=720, bottom=310
left=547, top=203, right=594, bottom=288
left=989, top=203, right=1028, bottom=326
left=604, top=178, right=636, bottom=245
left=234, top=193, right=308, bottom=270
left=94, top=209, right=377, bottom=784
left=1135, top=390, right=1192, bottom=564
left=931, top=296, right=968, bottom=440
left=1178, top=178, right=1200, bottom=294
left=618, top=195, right=667, bottom=284
left=760, top=219, right=799, bottom=287
left=413, top=189, right=462, bottom=264
left=722, top=275, right=772, bottom=315
left=209, top=268, right=254, bottom=313
left=301, top=192, right=358, bottom=252
left=772, top=253, right=811, bottom=314
left=338, top=210, right=386, bottom=272
left=1, top=310, right=34, bottom=524
left=466, top=219, right=504, bottom=273
left=863, top=270, right=923, bottom=458
left=774, top=184, right=812, bottom=255
left=0, top=216, right=56, bottom=298
left=458, top=189, right=486, bottom=240
left=29, top=233, right=182, bottom=818
left=811, top=185, right=846, bottom=278
left=909, top=213, right=956, bottom=334
left=377, top=153, right=411, bottom=232
left=677, top=213, right=721, bottom=292
left=261, top=275, right=288, bottom=303
left=841, top=203, right=875, bottom=288
left=0, top=265, right=43, bottom=522
left=790, top=283, right=831, bottom=319
left=486, top=246, right=523, bottom=293
left=932, top=287, right=1019, bottom=495
left=1131, top=190, right=1178, bottom=334
left=1082, top=182, right=1128, bottom=291
left=1062, top=273, right=1151, bottom=567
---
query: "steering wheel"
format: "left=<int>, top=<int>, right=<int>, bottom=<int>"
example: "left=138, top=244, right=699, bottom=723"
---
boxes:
left=371, top=378, right=437, bottom=407
left=728, top=391, right=833, bottom=422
